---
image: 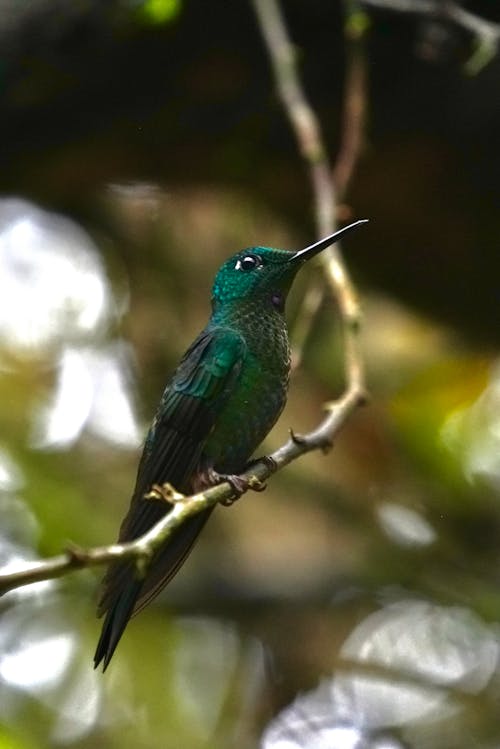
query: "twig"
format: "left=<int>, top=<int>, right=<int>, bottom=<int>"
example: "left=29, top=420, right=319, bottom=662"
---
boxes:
left=253, top=0, right=368, bottom=370
left=252, top=0, right=335, bottom=236
left=0, top=0, right=368, bottom=597
left=0, top=384, right=364, bottom=597
left=361, top=0, right=500, bottom=74
left=359, top=0, right=500, bottom=48
left=333, top=3, right=369, bottom=199
left=252, top=0, right=367, bottom=399
left=289, top=284, right=324, bottom=371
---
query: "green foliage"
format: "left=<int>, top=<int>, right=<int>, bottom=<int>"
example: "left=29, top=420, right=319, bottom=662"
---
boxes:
left=138, top=0, right=181, bottom=25
left=0, top=726, right=35, bottom=749
left=391, top=356, right=491, bottom=491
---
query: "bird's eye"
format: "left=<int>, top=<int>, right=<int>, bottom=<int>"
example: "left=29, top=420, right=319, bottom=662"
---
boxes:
left=235, top=254, right=263, bottom=272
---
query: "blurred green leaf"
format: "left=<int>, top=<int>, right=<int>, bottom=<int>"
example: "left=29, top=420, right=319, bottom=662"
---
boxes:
left=0, top=725, right=35, bottom=749
left=391, top=356, right=491, bottom=492
left=138, top=0, right=181, bottom=25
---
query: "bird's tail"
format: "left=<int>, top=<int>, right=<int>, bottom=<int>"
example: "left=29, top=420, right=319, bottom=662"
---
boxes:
left=94, top=507, right=213, bottom=671
left=94, top=579, right=142, bottom=671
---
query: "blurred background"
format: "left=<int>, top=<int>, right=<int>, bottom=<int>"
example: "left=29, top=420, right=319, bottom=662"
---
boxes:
left=1, top=1, right=500, bottom=747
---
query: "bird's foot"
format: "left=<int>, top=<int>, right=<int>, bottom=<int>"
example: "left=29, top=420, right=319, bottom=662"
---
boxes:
left=144, top=482, right=185, bottom=505
left=195, top=467, right=248, bottom=505
left=241, top=455, right=277, bottom=494
left=194, top=466, right=268, bottom=506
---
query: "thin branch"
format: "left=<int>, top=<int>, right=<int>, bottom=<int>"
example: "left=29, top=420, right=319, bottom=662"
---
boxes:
left=360, top=0, right=437, bottom=11
left=0, top=384, right=363, bottom=597
left=251, top=0, right=336, bottom=237
left=0, top=0, right=368, bottom=597
left=333, top=4, right=369, bottom=200
left=260, top=0, right=369, bottom=371
left=289, top=283, right=324, bottom=371
left=361, top=0, right=500, bottom=74
left=251, top=0, right=368, bottom=402
left=360, top=0, right=500, bottom=45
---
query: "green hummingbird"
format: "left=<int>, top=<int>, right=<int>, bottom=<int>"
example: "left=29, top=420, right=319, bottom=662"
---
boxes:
left=94, top=219, right=367, bottom=670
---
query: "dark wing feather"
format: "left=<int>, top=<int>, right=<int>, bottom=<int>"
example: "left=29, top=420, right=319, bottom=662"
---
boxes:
left=94, top=327, right=245, bottom=670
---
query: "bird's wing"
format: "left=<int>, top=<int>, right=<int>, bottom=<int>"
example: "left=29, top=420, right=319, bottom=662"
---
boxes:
left=121, top=326, right=246, bottom=539
left=94, top=327, right=245, bottom=669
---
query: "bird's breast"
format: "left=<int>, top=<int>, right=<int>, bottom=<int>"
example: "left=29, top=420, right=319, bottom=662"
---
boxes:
left=203, top=307, right=290, bottom=473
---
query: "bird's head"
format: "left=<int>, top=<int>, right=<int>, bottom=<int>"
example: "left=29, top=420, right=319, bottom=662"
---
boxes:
left=211, top=219, right=368, bottom=313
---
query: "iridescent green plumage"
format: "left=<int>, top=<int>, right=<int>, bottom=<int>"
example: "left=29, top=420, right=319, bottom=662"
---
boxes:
left=94, top=220, right=367, bottom=670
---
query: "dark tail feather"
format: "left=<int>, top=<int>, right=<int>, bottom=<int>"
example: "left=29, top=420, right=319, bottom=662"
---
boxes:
left=94, top=580, right=142, bottom=671
left=94, top=507, right=213, bottom=670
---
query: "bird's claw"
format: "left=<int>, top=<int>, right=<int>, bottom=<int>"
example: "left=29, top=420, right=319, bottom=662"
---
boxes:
left=194, top=465, right=269, bottom=507
left=220, top=474, right=251, bottom=505
left=220, top=471, right=271, bottom=504
left=222, top=455, right=277, bottom=501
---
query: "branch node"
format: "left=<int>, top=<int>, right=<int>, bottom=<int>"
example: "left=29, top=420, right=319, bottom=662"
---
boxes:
left=145, top=482, right=185, bottom=505
left=65, top=543, right=87, bottom=566
left=262, top=455, right=278, bottom=473
left=321, top=437, right=334, bottom=454
left=134, top=548, right=154, bottom=579
left=248, top=475, right=267, bottom=492
left=345, top=8, right=371, bottom=42
left=356, top=388, right=370, bottom=407
left=289, top=427, right=306, bottom=445
left=347, top=309, right=362, bottom=333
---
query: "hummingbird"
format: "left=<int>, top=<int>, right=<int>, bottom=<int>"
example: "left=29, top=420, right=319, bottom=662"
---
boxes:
left=94, top=219, right=367, bottom=670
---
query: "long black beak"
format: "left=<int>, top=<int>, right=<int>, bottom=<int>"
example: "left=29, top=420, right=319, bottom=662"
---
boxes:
left=290, top=219, right=369, bottom=262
